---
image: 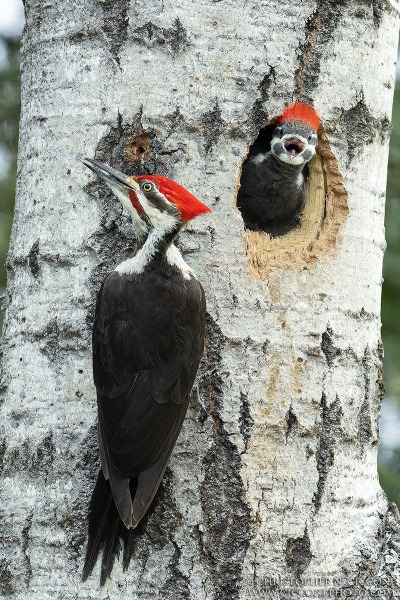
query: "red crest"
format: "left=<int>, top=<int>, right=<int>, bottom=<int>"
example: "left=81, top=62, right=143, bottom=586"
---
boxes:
left=277, top=103, right=320, bottom=132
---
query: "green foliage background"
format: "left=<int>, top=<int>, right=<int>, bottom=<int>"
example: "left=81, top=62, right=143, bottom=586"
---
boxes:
left=0, top=33, right=399, bottom=505
left=0, top=35, right=19, bottom=310
left=378, top=79, right=400, bottom=506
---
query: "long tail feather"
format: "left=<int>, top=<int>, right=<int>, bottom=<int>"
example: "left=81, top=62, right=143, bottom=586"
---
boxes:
left=122, top=478, right=138, bottom=572
left=82, top=471, right=162, bottom=584
left=100, top=505, right=122, bottom=586
left=82, top=471, right=114, bottom=581
left=82, top=471, right=127, bottom=584
left=122, top=529, right=134, bottom=572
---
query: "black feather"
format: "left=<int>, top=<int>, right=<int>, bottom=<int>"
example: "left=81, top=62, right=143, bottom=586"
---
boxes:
left=84, top=224, right=206, bottom=584
left=82, top=470, right=113, bottom=582
left=82, top=471, right=138, bottom=585
left=237, top=120, right=316, bottom=236
left=237, top=152, right=305, bottom=236
left=100, top=500, right=122, bottom=586
left=122, top=529, right=135, bottom=572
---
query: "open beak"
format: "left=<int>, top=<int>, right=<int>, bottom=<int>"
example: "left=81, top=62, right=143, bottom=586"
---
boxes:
left=282, top=136, right=306, bottom=159
left=83, top=158, right=151, bottom=227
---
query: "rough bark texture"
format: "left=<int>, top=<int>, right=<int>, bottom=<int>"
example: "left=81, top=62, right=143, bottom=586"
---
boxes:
left=1, top=0, right=400, bottom=598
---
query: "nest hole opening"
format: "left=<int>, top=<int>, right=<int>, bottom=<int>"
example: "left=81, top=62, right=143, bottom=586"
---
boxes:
left=235, top=118, right=348, bottom=279
left=236, top=118, right=312, bottom=237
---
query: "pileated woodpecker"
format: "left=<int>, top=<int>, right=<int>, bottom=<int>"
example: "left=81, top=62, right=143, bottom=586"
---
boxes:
left=237, top=103, right=320, bottom=236
left=81, top=159, right=210, bottom=584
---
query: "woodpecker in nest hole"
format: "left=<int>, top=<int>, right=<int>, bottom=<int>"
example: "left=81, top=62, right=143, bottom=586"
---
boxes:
left=81, top=159, right=210, bottom=585
left=237, top=102, right=320, bottom=237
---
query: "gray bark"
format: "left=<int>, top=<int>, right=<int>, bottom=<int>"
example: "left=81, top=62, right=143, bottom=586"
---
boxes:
left=1, top=0, right=400, bottom=598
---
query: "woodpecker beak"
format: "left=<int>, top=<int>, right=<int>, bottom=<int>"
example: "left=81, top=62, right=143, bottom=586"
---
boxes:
left=83, top=158, right=151, bottom=227
left=83, top=158, right=138, bottom=191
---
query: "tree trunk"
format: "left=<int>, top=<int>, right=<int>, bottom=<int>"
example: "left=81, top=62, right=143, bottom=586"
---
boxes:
left=1, top=1, right=399, bottom=598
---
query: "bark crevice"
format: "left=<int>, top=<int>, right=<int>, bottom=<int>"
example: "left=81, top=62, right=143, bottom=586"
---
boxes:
left=201, top=101, right=224, bottom=155
left=99, top=0, right=129, bottom=65
left=321, top=325, right=340, bottom=368
left=27, top=239, right=40, bottom=278
left=312, top=394, right=343, bottom=513
left=199, top=314, right=253, bottom=600
left=285, top=526, right=312, bottom=577
left=295, top=0, right=348, bottom=102
left=246, top=67, right=277, bottom=132
left=131, top=18, right=190, bottom=57
left=239, top=391, right=254, bottom=452
left=340, top=92, right=392, bottom=166
left=0, top=558, right=14, bottom=595
left=21, top=513, right=33, bottom=587
left=285, top=405, right=298, bottom=442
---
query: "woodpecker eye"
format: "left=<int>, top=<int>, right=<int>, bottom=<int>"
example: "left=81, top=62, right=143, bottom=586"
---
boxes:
left=142, top=182, right=153, bottom=192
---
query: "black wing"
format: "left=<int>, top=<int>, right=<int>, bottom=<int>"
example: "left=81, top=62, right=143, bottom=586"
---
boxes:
left=92, top=268, right=205, bottom=528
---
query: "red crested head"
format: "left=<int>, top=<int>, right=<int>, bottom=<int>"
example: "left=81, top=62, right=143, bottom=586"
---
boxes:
left=277, top=103, right=320, bottom=132
left=135, top=175, right=211, bottom=221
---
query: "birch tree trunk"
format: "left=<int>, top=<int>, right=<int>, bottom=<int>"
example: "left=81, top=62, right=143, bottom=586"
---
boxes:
left=1, top=1, right=400, bottom=598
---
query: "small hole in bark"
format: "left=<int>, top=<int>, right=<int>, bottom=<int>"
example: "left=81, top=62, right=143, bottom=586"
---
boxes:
left=236, top=117, right=349, bottom=279
left=124, top=134, right=151, bottom=160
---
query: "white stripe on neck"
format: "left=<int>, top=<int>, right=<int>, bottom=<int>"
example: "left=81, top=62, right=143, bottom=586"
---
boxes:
left=166, top=244, right=195, bottom=280
left=115, top=228, right=164, bottom=275
left=115, top=237, right=195, bottom=280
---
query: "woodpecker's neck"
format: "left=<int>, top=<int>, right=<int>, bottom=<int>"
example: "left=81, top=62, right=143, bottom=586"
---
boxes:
left=132, top=218, right=148, bottom=247
left=252, top=151, right=305, bottom=188
left=115, top=221, right=191, bottom=277
left=270, top=152, right=304, bottom=176
left=135, top=226, right=148, bottom=248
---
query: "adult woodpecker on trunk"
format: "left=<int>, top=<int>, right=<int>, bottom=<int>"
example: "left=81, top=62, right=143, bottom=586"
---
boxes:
left=237, top=103, right=320, bottom=236
left=81, top=159, right=210, bottom=584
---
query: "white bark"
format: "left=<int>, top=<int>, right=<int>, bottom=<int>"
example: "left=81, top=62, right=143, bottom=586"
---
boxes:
left=1, top=0, right=400, bottom=598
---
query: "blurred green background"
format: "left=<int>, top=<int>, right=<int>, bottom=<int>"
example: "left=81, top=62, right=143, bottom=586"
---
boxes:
left=0, top=34, right=19, bottom=308
left=0, top=19, right=399, bottom=505
left=377, top=74, right=400, bottom=506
